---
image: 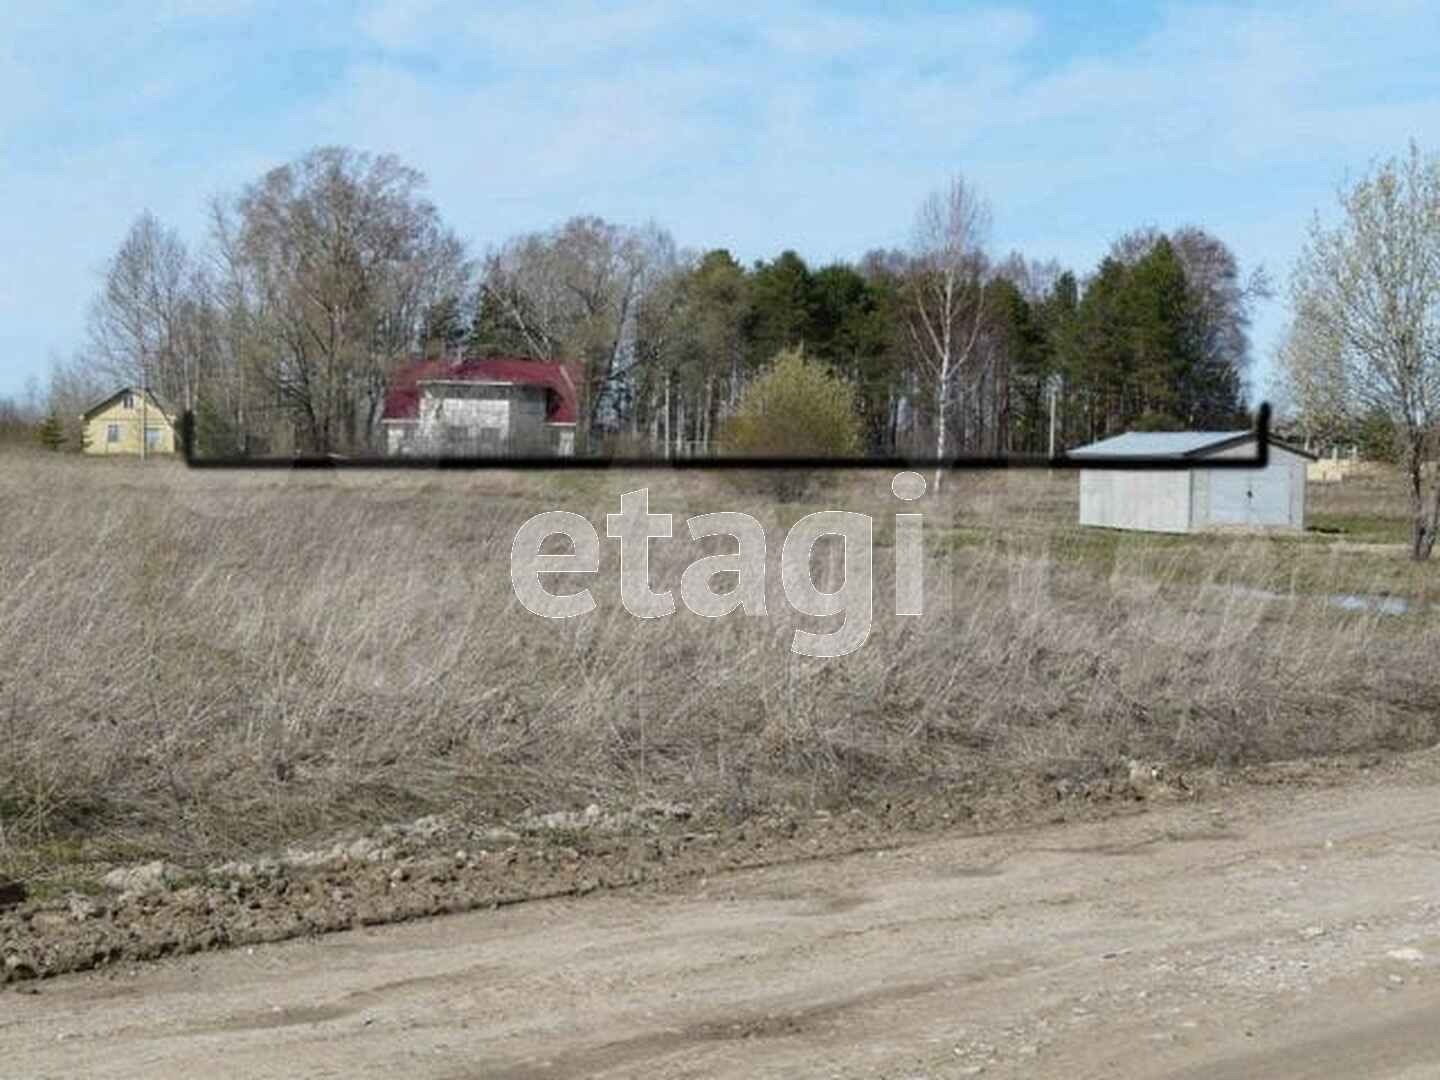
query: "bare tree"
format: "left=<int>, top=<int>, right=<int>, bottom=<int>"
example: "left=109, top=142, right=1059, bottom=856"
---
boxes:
left=229, top=147, right=469, bottom=452
left=1169, top=226, right=1270, bottom=420
left=0, top=379, right=43, bottom=445
left=1291, top=142, right=1440, bottom=559
left=474, top=237, right=569, bottom=361
left=475, top=216, right=677, bottom=443
left=46, top=350, right=108, bottom=450
left=626, top=248, right=696, bottom=449
left=202, top=195, right=280, bottom=452
left=993, top=251, right=1064, bottom=304
left=904, top=175, right=991, bottom=489
left=88, top=212, right=197, bottom=413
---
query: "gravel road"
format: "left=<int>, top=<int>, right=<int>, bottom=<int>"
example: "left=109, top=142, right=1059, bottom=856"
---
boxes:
left=6, top=765, right=1440, bottom=1078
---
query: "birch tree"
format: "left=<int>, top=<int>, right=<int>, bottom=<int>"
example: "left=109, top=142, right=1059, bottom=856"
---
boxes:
left=88, top=212, right=198, bottom=412
left=904, top=175, right=990, bottom=488
left=1291, top=142, right=1440, bottom=560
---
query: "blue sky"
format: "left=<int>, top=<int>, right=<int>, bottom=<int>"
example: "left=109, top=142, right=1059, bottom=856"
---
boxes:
left=3, top=0, right=1438, bottom=402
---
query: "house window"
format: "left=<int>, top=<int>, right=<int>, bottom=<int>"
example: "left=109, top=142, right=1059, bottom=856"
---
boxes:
left=121, top=393, right=133, bottom=410
left=106, top=423, right=121, bottom=444
left=145, top=428, right=165, bottom=451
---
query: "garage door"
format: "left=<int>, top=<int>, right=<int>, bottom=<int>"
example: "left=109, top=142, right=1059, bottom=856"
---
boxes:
left=1208, top=467, right=1289, bottom=527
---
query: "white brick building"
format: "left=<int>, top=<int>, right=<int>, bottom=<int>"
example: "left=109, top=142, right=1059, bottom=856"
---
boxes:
left=381, top=358, right=578, bottom=457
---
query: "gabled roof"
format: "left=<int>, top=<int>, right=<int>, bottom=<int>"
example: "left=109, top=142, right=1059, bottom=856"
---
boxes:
left=382, top=357, right=579, bottom=425
left=1068, top=430, right=1317, bottom=460
left=1068, top=431, right=1248, bottom=458
left=80, top=386, right=175, bottom=421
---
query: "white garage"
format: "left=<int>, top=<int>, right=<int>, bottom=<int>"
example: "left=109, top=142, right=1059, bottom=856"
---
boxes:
left=1069, top=431, right=1316, bottom=534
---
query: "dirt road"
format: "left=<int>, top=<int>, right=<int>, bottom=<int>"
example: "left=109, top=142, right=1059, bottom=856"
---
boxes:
left=6, top=768, right=1440, bottom=1079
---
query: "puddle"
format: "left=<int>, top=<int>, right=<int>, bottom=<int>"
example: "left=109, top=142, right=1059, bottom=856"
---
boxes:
left=1329, top=592, right=1410, bottom=615
left=1205, top=584, right=1416, bottom=617
left=936, top=864, right=1006, bottom=879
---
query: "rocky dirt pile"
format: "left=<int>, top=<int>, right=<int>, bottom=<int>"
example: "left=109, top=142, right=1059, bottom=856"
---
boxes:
left=2, top=759, right=1212, bottom=986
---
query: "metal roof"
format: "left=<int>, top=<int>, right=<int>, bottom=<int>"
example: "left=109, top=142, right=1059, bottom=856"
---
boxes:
left=1067, top=431, right=1251, bottom=459
left=382, top=357, right=579, bottom=425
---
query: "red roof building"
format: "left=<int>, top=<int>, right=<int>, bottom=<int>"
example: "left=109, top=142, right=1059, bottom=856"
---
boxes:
left=381, top=357, right=580, bottom=456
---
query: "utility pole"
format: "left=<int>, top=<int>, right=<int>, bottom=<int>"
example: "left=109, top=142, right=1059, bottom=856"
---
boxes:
left=663, top=375, right=671, bottom=460
left=140, top=357, right=149, bottom=463
left=1047, top=378, right=1057, bottom=458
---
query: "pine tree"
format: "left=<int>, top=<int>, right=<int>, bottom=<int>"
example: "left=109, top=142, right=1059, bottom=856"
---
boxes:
left=37, top=412, right=65, bottom=452
left=744, top=252, right=815, bottom=370
left=1037, top=272, right=1080, bottom=448
left=1123, top=238, right=1191, bottom=428
left=421, top=294, right=469, bottom=358
left=809, top=263, right=896, bottom=451
left=1073, top=258, right=1132, bottom=438
left=985, top=277, right=1048, bottom=452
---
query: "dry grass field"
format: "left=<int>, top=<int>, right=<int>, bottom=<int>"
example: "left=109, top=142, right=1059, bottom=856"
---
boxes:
left=2, top=451, right=1437, bottom=896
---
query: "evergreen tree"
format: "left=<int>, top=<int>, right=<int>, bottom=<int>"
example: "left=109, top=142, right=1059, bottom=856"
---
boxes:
left=809, top=263, right=898, bottom=451
left=1036, top=271, right=1080, bottom=448
left=420, top=294, right=469, bottom=358
left=985, top=277, right=1048, bottom=452
left=1073, top=257, right=1132, bottom=438
left=468, top=281, right=540, bottom=357
left=689, top=249, right=750, bottom=409
left=37, top=412, right=65, bottom=451
left=743, top=251, right=815, bottom=370
left=1123, top=237, right=1191, bottom=428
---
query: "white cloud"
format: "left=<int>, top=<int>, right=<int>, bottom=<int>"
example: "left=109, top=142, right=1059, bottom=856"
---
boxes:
left=2, top=0, right=1439, bottom=398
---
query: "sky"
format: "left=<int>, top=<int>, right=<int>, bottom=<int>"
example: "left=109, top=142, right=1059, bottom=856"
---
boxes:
left=3, top=0, right=1439, bottom=404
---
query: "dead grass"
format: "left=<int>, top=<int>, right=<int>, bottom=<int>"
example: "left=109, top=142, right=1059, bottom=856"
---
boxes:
left=1, top=452, right=1437, bottom=885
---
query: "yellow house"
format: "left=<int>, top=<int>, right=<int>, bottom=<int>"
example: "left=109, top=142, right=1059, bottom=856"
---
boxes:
left=81, top=387, right=178, bottom=456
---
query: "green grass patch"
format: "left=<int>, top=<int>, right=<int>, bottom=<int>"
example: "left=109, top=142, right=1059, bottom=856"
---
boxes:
left=927, top=516, right=1436, bottom=598
left=1307, top=512, right=1412, bottom=544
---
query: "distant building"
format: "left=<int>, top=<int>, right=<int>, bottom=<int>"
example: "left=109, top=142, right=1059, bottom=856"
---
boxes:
left=381, top=358, right=579, bottom=457
left=1307, top=444, right=1367, bottom=484
left=1069, top=430, right=1316, bottom=533
left=80, top=387, right=176, bottom=456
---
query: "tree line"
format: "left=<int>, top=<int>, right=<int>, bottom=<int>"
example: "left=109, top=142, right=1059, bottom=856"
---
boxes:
left=13, top=146, right=1264, bottom=460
